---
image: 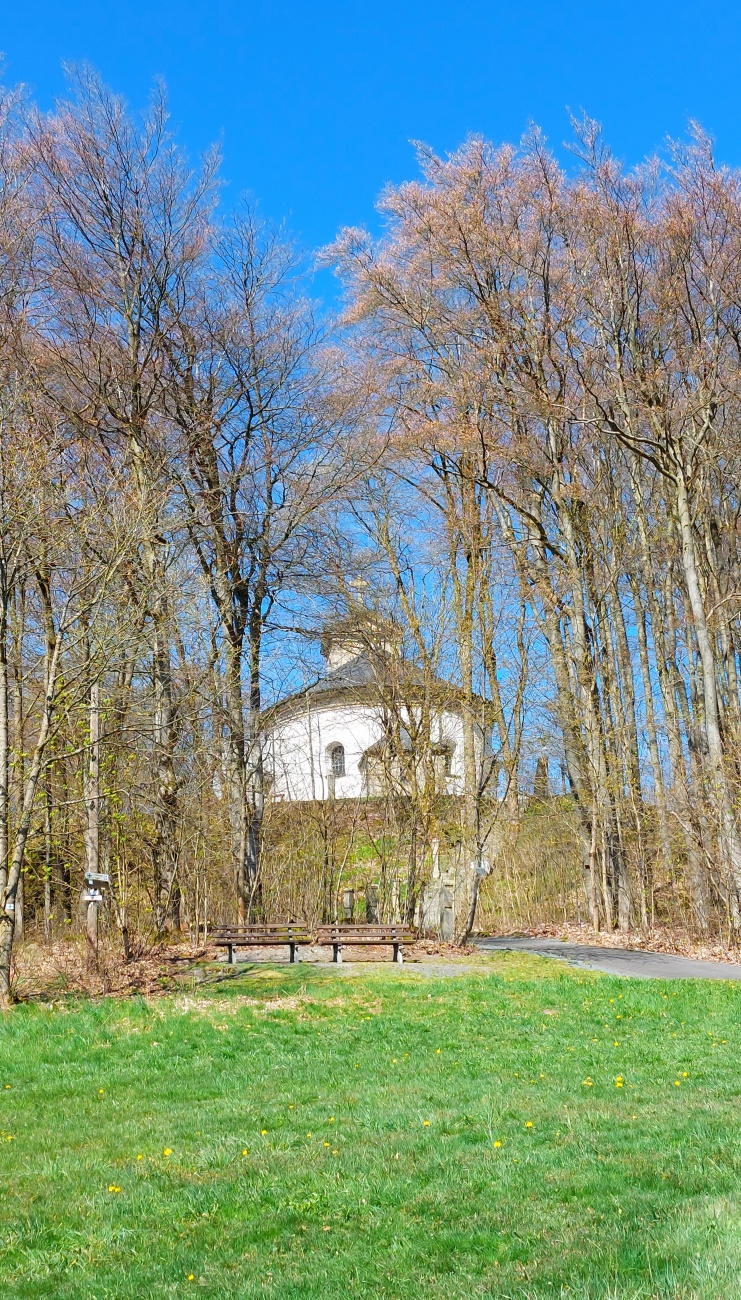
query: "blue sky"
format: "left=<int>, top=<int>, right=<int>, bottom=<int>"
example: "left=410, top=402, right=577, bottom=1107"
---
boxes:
left=5, top=1, right=741, bottom=263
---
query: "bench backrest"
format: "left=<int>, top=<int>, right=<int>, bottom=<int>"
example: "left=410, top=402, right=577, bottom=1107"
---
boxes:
left=314, top=924, right=414, bottom=941
left=211, top=924, right=312, bottom=941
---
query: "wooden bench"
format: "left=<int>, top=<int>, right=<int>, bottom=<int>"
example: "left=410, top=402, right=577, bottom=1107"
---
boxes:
left=314, top=923, right=414, bottom=964
left=211, top=924, right=313, bottom=965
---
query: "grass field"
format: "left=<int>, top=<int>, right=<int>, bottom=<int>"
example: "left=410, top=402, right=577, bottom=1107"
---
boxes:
left=3, top=951, right=741, bottom=1298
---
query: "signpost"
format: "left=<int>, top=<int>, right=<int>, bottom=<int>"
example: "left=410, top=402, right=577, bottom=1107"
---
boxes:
left=82, top=872, right=110, bottom=967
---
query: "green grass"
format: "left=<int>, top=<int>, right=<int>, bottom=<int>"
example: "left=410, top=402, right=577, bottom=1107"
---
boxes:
left=3, top=951, right=741, bottom=1298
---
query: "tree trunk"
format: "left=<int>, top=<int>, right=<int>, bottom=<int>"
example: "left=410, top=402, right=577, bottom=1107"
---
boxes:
left=0, top=586, right=9, bottom=918
left=0, top=626, right=63, bottom=1006
left=675, top=467, right=741, bottom=890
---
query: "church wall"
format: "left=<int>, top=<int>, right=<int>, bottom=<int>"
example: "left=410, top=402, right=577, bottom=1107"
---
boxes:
left=266, top=703, right=383, bottom=801
left=265, top=700, right=484, bottom=802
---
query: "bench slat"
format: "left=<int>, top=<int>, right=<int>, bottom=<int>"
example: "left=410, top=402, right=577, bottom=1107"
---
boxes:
left=209, top=930, right=313, bottom=941
left=314, top=928, right=414, bottom=942
left=211, top=930, right=313, bottom=936
left=212, top=936, right=313, bottom=943
left=211, top=927, right=312, bottom=939
left=213, top=940, right=312, bottom=948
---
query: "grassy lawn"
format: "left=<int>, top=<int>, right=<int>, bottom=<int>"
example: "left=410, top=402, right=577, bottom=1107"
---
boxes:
left=2, top=952, right=741, bottom=1298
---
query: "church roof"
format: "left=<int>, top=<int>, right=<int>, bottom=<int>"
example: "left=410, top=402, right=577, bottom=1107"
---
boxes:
left=305, top=652, right=384, bottom=696
left=264, top=650, right=467, bottom=723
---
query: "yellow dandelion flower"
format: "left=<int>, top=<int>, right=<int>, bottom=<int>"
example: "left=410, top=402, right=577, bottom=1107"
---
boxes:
left=108, top=1185, right=121, bottom=1193
left=682, top=1071, right=688, bottom=1077
left=582, top=1078, right=593, bottom=1087
left=4, top=1085, right=10, bottom=1090
left=6, top=1134, right=13, bottom=1141
left=137, top=1154, right=143, bottom=1161
left=674, top=1080, right=681, bottom=1087
left=493, top=1140, right=502, bottom=1148
left=188, top=1275, right=195, bottom=1281
left=306, top=1132, right=312, bottom=1138
left=98, top=1089, right=105, bottom=1095
left=163, top=1148, right=173, bottom=1156
left=261, top=1130, right=267, bottom=1136
left=392, top=1058, right=397, bottom=1064
left=329, top=1116, right=335, bottom=1123
left=424, top=1119, right=430, bottom=1126
left=242, top=1149, right=249, bottom=1156
left=332, top=1149, right=338, bottom=1155
left=324, top=1141, right=330, bottom=1147
left=525, top=1121, right=533, bottom=1128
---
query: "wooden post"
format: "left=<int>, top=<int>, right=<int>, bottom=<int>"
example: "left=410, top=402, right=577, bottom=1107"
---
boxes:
left=85, top=680, right=100, bottom=878
left=86, top=899, right=98, bottom=968
left=15, top=870, right=23, bottom=942
left=365, top=883, right=379, bottom=923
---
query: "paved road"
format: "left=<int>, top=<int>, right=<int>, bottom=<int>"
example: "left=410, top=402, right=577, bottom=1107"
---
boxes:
left=475, top=935, right=741, bottom=980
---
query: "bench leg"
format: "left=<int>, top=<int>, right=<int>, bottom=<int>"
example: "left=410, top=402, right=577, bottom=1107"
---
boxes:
left=333, top=943, right=343, bottom=964
left=289, top=943, right=297, bottom=963
left=393, top=943, right=404, bottom=965
left=228, top=945, right=236, bottom=965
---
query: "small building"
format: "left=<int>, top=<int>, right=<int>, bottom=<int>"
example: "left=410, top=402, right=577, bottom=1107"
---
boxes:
left=263, top=619, right=489, bottom=803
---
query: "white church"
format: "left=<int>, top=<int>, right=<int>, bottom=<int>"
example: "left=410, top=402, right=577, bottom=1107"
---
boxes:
left=264, top=618, right=490, bottom=803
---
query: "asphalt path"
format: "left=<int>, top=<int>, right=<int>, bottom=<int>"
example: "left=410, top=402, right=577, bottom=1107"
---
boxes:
left=475, top=935, right=741, bottom=980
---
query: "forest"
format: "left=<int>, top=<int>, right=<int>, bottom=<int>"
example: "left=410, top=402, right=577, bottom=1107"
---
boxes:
left=1, top=68, right=740, bottom=1002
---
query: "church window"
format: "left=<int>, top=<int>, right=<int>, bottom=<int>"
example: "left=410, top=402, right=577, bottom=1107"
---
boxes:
left=330, top=743, right=346, bottom=777
left=432, top=745, right=453, bottom=776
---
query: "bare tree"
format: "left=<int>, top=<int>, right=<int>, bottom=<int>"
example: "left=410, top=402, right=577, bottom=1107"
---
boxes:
left=165, top=214, right=357, bottom=919
left=31, top=69, right=217, bottom=931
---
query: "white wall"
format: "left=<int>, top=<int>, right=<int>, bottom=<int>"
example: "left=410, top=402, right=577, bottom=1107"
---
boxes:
left=265, top=699, right=484, bottom=802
